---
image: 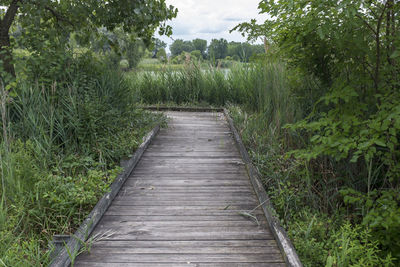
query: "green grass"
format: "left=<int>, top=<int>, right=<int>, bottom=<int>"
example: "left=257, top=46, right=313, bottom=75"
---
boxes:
left=0, top=54, right=165, bottom=266
left=227, top=106, right=397, bottom=266
left=125, top=57, right=398, bottom=266
left=126, top=59, right=297, bottom=116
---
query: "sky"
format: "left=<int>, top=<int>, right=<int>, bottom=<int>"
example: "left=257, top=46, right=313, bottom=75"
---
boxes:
left=155, top=0, right=267, bottom=52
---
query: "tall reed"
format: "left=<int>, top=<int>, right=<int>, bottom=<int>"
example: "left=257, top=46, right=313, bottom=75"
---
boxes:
left=127, top=59, right=301, bottom=130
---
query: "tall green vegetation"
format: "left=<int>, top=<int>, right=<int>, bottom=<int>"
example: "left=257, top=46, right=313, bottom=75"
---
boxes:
left=0, top=54, right=164, bottom=265
left=0, top=0, right=176, bottom=265
left=227, top=42, right=264, bottom=62
left=129, top=51, right=398, bottom=266
left=91, top=28, right=147, bottom=70
left=0, top=0, right=177, bottom=81
left=128, top=0, right=400, bottom=262
left=192, top=38, right=208, bottom=58
left=230, top=0, right=400, bottom=265
left=208, top=38, right=228, bottom=60
left=170, top=39, right=197, bottom=57
left=127, top=59, right=293, bottom=110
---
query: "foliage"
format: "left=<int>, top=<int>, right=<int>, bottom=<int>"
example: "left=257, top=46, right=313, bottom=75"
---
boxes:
left=208, top=38, right=228, bottom=60
left=94, top=28, right=147, bottom=70
left=190, top=50, right=202, bottom=61
left=36, top=165, right=122, bottom=227
left=128, top=58, right=292, bottom=109
left=192, top=38, right=208, bottom=58
left=326, top=223, right=395, bottom=267
left=151, top=38, right=167, bottom=57
left=230, top=0, right=400, bottom=265
left=0, top=51, right=164, bottom=265
left=227, top=41, right=264, bottom=62
left=341, top=188, right=400, bottom=259
left=119, top=59, right=130, bottom=71
left=170, top=39, right=195, bottom=57
left=0, top=0, right=177, bottom=78
left=156, top=48, right=167, bottom=63
left=235, top=0, right=400, bottom=189
left=227, top=106, right=396, bottom=267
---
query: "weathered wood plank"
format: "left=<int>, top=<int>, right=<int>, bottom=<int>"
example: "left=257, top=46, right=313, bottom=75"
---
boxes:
left=123, top=179, right=250, bottom=187
left=83, top=246, right=280, bottom=254
left=117, top=186, right=254, bottom=193
left=138, top=158, right=244, bottom=164
left=75, top=263, right=286, bottom=267
left=114, top=194, right=258, bottom=201
left=76, top=253, right=284, bottom=263
left=118, top=186, right=253, bottom=192
left=95, top=219, right=267, bottom=228
left=144, top=147, right=239, bottom=152
left=85, top=240, right=278, bottom=248
left=72, top=111, right=286, bottom=266
left=142, top=151, right=240, bottom=157
left=111, top=200, right=257, bottom=206
left=135, top=171, right=246, bottom=175
left=104, top=205, right=264, bottom=216
left=101, top=214, right=267, bottom=222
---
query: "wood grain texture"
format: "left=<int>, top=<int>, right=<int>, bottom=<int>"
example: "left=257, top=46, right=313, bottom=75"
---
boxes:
left=73, top=111, right=285, bottom=266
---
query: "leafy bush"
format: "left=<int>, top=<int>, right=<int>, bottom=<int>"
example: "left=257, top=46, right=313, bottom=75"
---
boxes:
left=341, top=188, right=400, bottom=259
left=326, top=223, right=395, bottom=267
left=227, top=105, right=397, bottom=266
left=0, top=52, right=164, bottom=265
left=119, top=59, right=130, bottom=71
left=36, top=164, right=121, bottom=228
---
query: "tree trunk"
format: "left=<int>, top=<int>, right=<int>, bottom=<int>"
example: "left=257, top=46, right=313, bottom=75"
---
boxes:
left=0, top=32, right=16, bottom=78
left=0, top=0, right=21, bottom=79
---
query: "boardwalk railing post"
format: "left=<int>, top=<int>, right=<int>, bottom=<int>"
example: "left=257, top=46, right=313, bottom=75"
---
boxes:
left=223, top=108, right=303, bottom=267
left=49, top=124, right=160, bottom=267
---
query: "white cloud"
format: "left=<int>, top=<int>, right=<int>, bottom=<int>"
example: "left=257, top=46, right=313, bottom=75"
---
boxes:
left=156, top=0, right=267, bottom=52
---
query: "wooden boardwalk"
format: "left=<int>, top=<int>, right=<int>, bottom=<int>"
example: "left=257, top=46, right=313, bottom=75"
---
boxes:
left=75, top=111, right=285, bottom=267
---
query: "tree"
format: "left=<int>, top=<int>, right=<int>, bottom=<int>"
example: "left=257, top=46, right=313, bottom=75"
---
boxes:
left=0, top=0, right=177, bottom=79
left=234, top=0, right=400, bottom=207
left=208, top=38, right=228, bottom=60
left=156, top=47, right=167, bottom=63
left=90, top=27, right=146, bottom=69
left=170, top=39, right=194, bottom=57
left=192, top=38, right=207, bottom=58
left=152, top=38, right=167, bottom=58
left=190, top=50, right=202, bottom=61
left=227, top=41, right=264, bottom=62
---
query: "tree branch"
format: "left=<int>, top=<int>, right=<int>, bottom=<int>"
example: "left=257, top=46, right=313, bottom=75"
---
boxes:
left=44, top=6, right=74, bottom=27
left=1, top=0, right=21, bottom=33
left=355, top=14, right=377, bottom=35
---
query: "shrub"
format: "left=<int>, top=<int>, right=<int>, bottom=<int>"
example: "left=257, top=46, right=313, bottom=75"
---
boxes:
left=119, top=59, right=130, bottom=71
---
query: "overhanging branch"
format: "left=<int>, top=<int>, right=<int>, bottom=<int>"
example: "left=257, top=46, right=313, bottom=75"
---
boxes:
left=1, top=0, right=21, bottom=33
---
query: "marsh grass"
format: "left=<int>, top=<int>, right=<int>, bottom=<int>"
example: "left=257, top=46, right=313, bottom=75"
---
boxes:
left=0, top=56, right=164, bottom=266
left=127, top=59, right=298, bottom=118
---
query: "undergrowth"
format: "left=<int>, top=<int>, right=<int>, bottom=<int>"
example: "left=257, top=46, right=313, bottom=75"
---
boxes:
left=129, top=56, right=399, bottom=266
left=0, top=53, right=164, bottom=266
left=228, top=106, right=397, bottom=267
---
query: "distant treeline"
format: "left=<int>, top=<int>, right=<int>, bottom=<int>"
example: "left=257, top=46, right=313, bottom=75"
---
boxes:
left=166, top=38, right=264, bottom=62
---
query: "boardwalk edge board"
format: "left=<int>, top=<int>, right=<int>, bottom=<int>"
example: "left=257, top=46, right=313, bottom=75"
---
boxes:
left=223, top=109, right=303, bottom=267
left=143, top=106, right=224, bottom=112
left=50, top=124, right=161, bottom=267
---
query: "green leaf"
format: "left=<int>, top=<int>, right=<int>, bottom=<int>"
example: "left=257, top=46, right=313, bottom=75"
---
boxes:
left=374, top=140, right=386, bottom=147
left=390, top=50, right=400, bottom=59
